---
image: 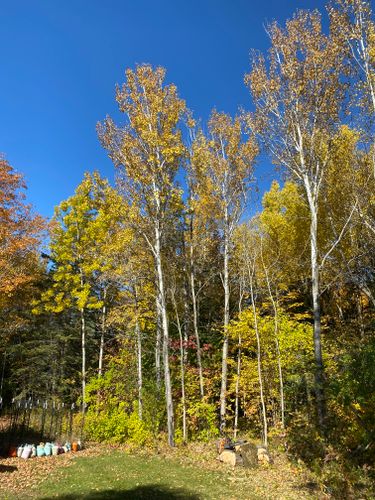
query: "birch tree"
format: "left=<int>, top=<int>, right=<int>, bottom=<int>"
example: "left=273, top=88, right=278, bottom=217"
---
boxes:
left=329, top=0, right=375, bottom=253
left=98, top=64, right=187, bottom=446
left=246, top=10, right=346, bottom=430
left=191, top=111, right=257, bottom=432
left=185, top=167, right=221, bottom=399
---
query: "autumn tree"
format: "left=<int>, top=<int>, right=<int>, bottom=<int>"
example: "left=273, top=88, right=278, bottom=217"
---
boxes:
left=246, top=10, right=348, bottom=430
left=329, top=0, right=375, bottom=261
left=0, top=157, right=44, bottom=301
left=36, top=172, right=122, bottom=409
left=0, top=157, right=44, bottom=401
left=329, top=0, right=375, bottom=126
left=103, top=217, right=154, bottom=420
left=98, top=64, right=187, bottom=446
left=191, top=111, right=257, bottom=431
left=185, top=152, right=222, bottom=400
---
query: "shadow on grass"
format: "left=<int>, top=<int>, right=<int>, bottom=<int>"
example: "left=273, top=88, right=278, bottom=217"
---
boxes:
left=0, top=464, right=17, bottom=473
left=40, top=485, right=202, bottom=499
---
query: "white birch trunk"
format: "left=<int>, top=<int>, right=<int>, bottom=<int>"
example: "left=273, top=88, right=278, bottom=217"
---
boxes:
left=262, top=258, right=285, bottom=429
left=309, top=203, right=326, bottom=428
left=98, top=303, right=106, bottom=377
left=155, top=287, right=162, bottom=394
left=249, top=272, right=268, bottom=447
left=136, top=319, right=143, bottom=420
left=172, top=291, right=187, bottom=442
left=233, top=333, right=241, bottom=439
left=155, top=222, right=174, bottom=446
left=219, top=220, right=230, bottom=432
left=234, top=285, right=244, bottom=438
left=80, top=307, right=86, bottom=413
left=190, top=262, right=204, bottom=398
left=189, top=215, right=204, bottom=397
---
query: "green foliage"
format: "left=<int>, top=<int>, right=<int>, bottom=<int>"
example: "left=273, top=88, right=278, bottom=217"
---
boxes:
left=84, top=403, right=129, bottom=444
left=84, top=351, right=156, bottom=447
left=186, top=401, right=219, bottom=442
left=227, top=306, right=314, bottom=425
left=34, top=171, right=124, bottom=315
left=327, top=335, right=375, bottom=465
left=84, top=403, right=153, bottom=446
left=126, top=403, right=154, bottom=446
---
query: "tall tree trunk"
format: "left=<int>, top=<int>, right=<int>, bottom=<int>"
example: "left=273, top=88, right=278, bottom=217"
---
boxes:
left=248, top=260, right=268, bottom=447
left=309, top=200, right=326, bottom=430
left=234, top=284, right=244, bottom=439
left=155, top=222, right=174, bottom=446
left=78, top=266, right=87, bottom=413
left=190, top=266, right=204, bottom=398
left=219, top=223, right=230, bottom=433
left=233, top=334, right=241, bottom=439
left=98, top=302, right=106, bottom=377
left=172, top=291, right=187, bottom=442
left=189, top=217, right=204, bottom=398
left=155, top=288, right=162, bottom=394
left=135, top=318, right=143, bottom=420
left=261, top=256, right=285, bottom=429
left=182, top=232, right=189, bottom=364
left=80, top=307, right=86, bottom=413
left=272, top=304, right=285, bottom=429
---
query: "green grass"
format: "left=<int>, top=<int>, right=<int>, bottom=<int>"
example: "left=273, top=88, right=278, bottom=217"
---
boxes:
left=35, top=451, right=255, bottom=500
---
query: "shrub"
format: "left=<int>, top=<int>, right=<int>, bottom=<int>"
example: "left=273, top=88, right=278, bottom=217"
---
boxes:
left=187, top=401, right=219, bottom=441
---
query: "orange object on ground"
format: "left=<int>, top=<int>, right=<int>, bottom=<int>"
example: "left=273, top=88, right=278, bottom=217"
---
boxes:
left=72, top=441, right=78, bottom=452
left=8, top=446, right=17, bottom=457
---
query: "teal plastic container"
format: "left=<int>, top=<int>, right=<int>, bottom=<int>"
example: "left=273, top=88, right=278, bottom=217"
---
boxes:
left=37, top=445, right=45, bottom=457
left=44, top=443, right=52, bottom=456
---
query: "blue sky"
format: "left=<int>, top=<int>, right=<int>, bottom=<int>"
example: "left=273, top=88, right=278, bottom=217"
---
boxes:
left=1, top=0, right=327, bottom=218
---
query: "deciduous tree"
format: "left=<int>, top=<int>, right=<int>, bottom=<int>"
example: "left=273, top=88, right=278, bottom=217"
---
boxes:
left=98, top=64, right=187, bottom=446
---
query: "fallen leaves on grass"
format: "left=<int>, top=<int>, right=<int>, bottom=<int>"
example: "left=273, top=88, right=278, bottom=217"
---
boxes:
left=0, top=445, right=104, bottom=497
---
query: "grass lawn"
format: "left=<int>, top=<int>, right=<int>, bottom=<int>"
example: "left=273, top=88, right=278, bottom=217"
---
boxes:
left=0, top=444, right=319, bottom=499
left=35, top=451, right=250, bottom=499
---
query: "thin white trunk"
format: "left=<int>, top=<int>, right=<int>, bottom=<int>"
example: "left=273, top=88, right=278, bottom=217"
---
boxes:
left=248, top=260, right=268, bottom=447
left=247, top=256, right=268, bottom=446
left=272, top=307, right=284, bottom=428
left=155, top=287, right=162, bottom=393
left=80, top=307, right=86, bottom=413
left=307, top=193, right=326, bottom=429
left=76, top=227, right=86, bottom=413
left=155, top=222, right=174, bottom=446
left=234, top=284, right=245, bottom=439
left=172, top=291, right=187, bottom=442
left=136, top=318, right=143, bottom=420
left=189, top=216, right=204, bottom=397
left=98, top=303, right=106, bottom=377
left=233, top=334, right=242, bottom=439
left=261, top=255, right=285, bottom=429
left=219, top=221, right=230, bottom=432
left=182, top=232, right=189, bottom=364
left=190, top=264, right=204, bottom=398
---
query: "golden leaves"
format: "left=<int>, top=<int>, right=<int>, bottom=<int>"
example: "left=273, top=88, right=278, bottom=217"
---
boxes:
left=99, top=64, right=187, bottom=225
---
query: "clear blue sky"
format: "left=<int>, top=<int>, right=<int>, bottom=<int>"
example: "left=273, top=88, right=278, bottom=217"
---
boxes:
left=1, top=0, right=327, bottom=217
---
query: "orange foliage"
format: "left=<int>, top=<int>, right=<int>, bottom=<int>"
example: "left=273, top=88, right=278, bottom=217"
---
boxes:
left=0, top=157, right=44, bottom=298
